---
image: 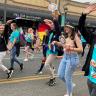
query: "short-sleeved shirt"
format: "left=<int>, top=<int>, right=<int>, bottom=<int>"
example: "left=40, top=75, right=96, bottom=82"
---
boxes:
left=25, top=33, right=33, bottom=43
left=9, top=29, right=20, bottom=43
left=81, top=35, right=86, bottom=43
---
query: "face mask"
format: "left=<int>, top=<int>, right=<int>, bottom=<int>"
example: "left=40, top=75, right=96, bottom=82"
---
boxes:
left=0, top=25, right=4, bottom=35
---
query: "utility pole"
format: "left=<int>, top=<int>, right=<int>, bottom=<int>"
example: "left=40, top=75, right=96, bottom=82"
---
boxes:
left=59, top=0, right=68, bottom=27
left=4, top=0, right=7, bottom=24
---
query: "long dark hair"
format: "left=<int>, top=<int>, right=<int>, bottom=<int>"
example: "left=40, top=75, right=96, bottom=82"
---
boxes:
left=64, top=27, right=76, bottom=40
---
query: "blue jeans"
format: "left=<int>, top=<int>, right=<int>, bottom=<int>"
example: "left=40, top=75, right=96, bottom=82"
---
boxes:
left=10, top=46, right=21, bottom=69
left=58, top=52, right=79, bottom=95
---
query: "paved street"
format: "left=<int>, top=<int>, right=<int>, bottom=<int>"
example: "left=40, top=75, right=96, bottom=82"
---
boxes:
left=0, top=48, right=89, bottom=96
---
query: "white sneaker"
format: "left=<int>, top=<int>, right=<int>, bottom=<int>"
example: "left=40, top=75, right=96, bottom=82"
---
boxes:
left=39, top=71, right=43, bottom=75
left=64, top=94, right=69, bottom=96
left=24, top=58, right=28, bottom=61
left=72, top=83, right=76, bottom=88
left=7, top=70, right=14, bottom=79
left=64, top=94, right=72, bottom=96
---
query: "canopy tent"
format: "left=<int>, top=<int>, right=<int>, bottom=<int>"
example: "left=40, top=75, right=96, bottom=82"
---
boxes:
left=12, top=18, right=40, bottom=28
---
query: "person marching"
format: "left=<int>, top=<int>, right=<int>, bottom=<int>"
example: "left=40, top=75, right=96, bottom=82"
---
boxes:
left=53, top=24, right=83, bottom=96
left=8, top=23, right=23, bottom=73
left=78, top=4, right=96, bottom=96
left=24, top=28, right=34, bottom=61
left=44, top=11, right=62, bottom=86
left=0, top=23, right=13, bottom=79
left=36, top=29, right=50, bottom=74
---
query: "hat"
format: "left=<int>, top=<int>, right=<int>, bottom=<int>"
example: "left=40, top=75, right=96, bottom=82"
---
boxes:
left=65, top=24, right=74, bottom=29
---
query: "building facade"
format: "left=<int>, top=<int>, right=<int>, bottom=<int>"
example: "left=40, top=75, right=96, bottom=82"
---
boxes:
left=0, top=0, right=96, bottom=26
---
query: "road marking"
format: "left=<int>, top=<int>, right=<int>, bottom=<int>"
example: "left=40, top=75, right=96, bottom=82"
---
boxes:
left=0, top=76, right=50, bottom=84
left=0, top=71, right=84, bottom=84
left=3, top=57, right=41, bottom=60
left=0, top=74, right=49, bottom=82
left=3, top=56, right=63, bottom=59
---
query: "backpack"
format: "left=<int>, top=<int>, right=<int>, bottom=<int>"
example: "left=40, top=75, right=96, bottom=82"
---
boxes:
left=20, top=33, right=26, bottom=46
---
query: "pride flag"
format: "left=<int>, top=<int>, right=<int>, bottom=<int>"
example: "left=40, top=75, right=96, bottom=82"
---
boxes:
left=38, top=23, right=50, bottom=43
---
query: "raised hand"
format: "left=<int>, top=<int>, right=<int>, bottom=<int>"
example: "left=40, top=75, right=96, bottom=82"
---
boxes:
left=6, top=20, right=13, bottom=24
left=51, top=41, right=57, bottom=45
left=83, top=4, right=96, bottom=14
left=52, top=10, right=60, bottom=20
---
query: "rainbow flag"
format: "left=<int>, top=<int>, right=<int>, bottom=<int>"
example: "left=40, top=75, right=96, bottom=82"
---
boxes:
left=38, top=23, right=50, bottom=43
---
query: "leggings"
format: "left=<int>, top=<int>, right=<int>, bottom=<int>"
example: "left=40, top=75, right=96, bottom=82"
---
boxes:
left=45, top=54, right=56, bottom=79
left=0, top=51, right=8, bottom=71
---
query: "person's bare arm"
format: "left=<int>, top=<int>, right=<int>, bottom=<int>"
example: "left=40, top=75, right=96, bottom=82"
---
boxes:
left=12, top=38, right=17, bottom=46
left=78, top=4, right=96, bottom=44
left=83, top=4, right=96, bottom=15
left=52, top=41, right=63, bottom=47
